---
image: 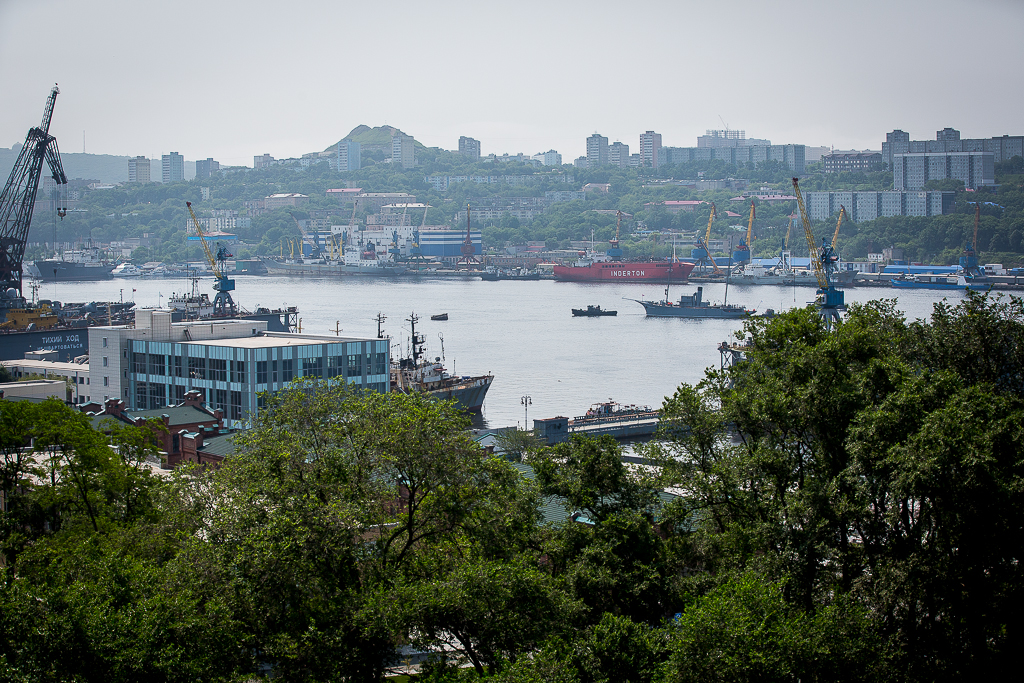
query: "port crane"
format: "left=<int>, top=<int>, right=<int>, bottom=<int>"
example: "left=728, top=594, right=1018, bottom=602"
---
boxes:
left=0, top=85, right=68, bottom=319
left=959, top=203, right=982, bottom=276
left=831, top=205, right=847, bottom=251
left=792, top=178, right=845, bottom=327
left=186, top=201, right=236, bottom=316
left=690, top=202, right=722, bottom=275
left=456, top=204, right=480, bottom=266
left=731, top=200, right=755, bottom=268
left=607, top=211, right=624, bottom=260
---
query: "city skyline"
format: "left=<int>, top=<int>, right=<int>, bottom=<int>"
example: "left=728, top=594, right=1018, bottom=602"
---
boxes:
left=2, top=0, right=1022, bottom=167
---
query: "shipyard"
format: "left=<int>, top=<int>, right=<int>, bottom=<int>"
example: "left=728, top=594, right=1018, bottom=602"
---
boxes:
left=2, top=0, right=1024, bottom=676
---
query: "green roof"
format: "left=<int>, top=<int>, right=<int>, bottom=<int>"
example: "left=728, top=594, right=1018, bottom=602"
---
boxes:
left=198, top=432, right=237, bottom=458
left=130, top=405, right=218, bottom=427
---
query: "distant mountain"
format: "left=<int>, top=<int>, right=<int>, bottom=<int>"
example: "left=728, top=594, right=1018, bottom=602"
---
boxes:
left=324, top=125, right=425, bottom=153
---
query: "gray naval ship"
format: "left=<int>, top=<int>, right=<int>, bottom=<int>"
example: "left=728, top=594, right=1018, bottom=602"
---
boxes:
left=628, top=285, right=753, bottom=319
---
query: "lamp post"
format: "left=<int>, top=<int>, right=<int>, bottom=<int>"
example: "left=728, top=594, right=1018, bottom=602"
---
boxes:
left=520, top=395, right=532, bottom=432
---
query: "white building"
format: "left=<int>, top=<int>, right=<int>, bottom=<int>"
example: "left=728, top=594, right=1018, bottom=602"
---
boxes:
left=89, top=311, right=389, bottom=429
left=392, top=134, right=416, bottom=169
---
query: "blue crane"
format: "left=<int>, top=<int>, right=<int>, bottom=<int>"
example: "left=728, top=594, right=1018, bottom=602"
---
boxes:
left=792, top=178, right=845, bottom=328
left=186, top=201, right=236, bottom=316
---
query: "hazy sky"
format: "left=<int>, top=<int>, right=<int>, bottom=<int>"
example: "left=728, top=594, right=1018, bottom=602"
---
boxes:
left=2, top=0, right=1022, bottom=167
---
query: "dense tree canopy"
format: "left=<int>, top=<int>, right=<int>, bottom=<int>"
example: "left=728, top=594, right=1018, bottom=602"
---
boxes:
left=2, top=293, right=1023, bottom=680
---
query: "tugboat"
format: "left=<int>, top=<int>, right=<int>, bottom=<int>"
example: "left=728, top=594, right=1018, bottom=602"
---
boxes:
left=392, top=313, right=492, bottom=413
left=572, top=305, right=617, bottom=317
left=628, top=285, right=753, bottom=318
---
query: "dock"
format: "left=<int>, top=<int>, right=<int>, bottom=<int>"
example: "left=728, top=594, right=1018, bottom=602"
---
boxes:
left=534, top=411, right=661, bottom=445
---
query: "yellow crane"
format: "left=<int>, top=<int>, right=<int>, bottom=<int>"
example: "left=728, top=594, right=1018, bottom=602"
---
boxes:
left=186, top=201, right=236, bottom=316
left=831, top=205, right=847, bottom=250
left=731, top=200, right=755, bottom=266
left=791, top=178, right=844, bottom=325
left=693, top=203, right=722, bottom=275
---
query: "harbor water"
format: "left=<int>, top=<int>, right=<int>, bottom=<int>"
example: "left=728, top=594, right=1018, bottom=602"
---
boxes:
left=39, top=276, right=978, bottom=428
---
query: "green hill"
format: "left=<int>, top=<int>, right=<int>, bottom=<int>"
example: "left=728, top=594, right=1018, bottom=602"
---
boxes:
left=324, top=125, right=425, bottom=153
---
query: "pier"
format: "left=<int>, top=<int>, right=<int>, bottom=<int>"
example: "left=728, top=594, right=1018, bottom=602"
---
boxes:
left=534, top=411, right=661, bottom=445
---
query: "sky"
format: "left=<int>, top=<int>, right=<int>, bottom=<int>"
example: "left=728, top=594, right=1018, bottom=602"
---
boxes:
left=2, top=0, right=1022, bottom=167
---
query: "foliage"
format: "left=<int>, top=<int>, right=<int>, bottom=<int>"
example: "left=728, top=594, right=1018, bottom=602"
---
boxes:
left=3, top=295, right=1024, bottom=680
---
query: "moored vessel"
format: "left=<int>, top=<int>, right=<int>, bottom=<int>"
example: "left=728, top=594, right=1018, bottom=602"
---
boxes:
left=572, top=305, right=616, bottom=317
left=628, top=285, right=753, bottom=318
left=391, top=313, right=492, bottom=413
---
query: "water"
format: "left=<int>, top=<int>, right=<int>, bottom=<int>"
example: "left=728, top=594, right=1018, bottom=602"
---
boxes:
left=40, top=276, right=973, bottom=428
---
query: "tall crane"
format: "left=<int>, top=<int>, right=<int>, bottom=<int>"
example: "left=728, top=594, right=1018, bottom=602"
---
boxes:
left=731, top=200, right=755, bottom=266
left=792, top=178, right=844, bottom=327
left=186, top=201, right=236, bottom=316
left=831, top=205, right=847, bottom=250
left=690, top=202, right=722, bottom=275
left=456, top=204, right=480, bottom=266
left=0, top=85, right=67, bottom=318
left=607, top=211, right=624, bottom=260
left=959, top=203, right=981, bottom=276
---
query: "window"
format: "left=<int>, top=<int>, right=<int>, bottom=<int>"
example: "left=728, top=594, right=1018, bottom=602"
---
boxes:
left=231, top=360, right=246, bottom=383
left=188, top=357, right=206, bottom=380
left=102, top=337, right=108, bottom=348
left=282, top=359, right=294, bottom=382
left=209, top=358, right=227, bottom=382
left=256, top=360, right=267, bottom=384
left=136, top=382, right=148, bottom=409
left=230, top=390, right=242, bottom=420
left=271, top=360, right=278, bottom=383
left=149, top=383, right=165, bottom=409
left=149, top=354, right=165, bottom=376
left=102, top=356, right=108, bottom=367
left=346, top=354, right=362, bottom=377
left=302, top=356, right=323, bottom=378
left=215, top=388, right=227, bottom=412
left=373, top=352, right=387, bottom=375
left=133, top=352, right=146, bottom=375
left=103, top=376, right=109, bottom=387
left=174, top=384, right=185, bottom=402
left=328, top=355, right=343, bottom=378
left=174, top=356, right=182, bottom=377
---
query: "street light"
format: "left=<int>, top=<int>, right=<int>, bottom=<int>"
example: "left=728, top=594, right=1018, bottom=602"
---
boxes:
left=521, top=395, right=532, bottom=431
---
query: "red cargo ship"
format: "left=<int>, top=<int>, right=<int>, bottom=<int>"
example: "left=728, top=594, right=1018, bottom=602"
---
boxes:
left=553, top=258, right=695, bottom=282
left=553, top=210, right=696, bottom=282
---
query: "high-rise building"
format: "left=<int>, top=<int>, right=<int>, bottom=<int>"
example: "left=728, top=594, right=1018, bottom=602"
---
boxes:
left=535, top=150, right=562, bottom=166
left=392, top=134, right=415, bottom=169
left=640, top=131, right=662, bottom=167
left=608, top=142, right=630, bottom=167
left=254, top=154, right=275, bottom=169
left=893, top=152, right=995, bottom=190
left=882, top=128, right=1024, bottom=166
left=195, top=158, right=220, bottom=179
left=459, top=136, right=481, bottom=159
left=586, top=134, right=608, bottom=167
left=161, top=152, right=184, bottom=183
left=127, top=156, right=150, bottom=183
left=336, top=139, right=361, bottom=172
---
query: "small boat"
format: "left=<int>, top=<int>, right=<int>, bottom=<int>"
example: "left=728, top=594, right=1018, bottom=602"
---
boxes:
left=572, top=305, right=617, bottom=317
left=430, top=313, right=448, bottom=321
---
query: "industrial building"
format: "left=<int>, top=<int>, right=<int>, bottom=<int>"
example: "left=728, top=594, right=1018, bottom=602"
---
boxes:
left=89, top=311, right=389, bottom=430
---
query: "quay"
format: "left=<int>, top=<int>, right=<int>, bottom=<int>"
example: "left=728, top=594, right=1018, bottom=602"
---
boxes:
left=534, top=410, right=660, bottom=445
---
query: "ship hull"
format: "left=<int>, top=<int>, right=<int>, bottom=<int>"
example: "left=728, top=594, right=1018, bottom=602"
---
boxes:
left=410, top=375, right=492, bottom=413
left=638, top=302, right=750, bottom=318
left=259, top=258, right=346, bottom=276
left=890, top=278, right=987, bottom=291
left=554, top=261, right=694, bottom=282
left=27, top=260, right=114, bottom=281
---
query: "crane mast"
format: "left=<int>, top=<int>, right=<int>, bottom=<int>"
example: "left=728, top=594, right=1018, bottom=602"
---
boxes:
left=690, top=203, right=722, bottom=275
left=186, top=201, right=236, bottom=316
left=732, top=200, right=755, bottom=266
left=792, top=177, right=845, bottom=326
left=831, top=205, right=846, bottom=250
left=0, top=85, right=68, bottom=317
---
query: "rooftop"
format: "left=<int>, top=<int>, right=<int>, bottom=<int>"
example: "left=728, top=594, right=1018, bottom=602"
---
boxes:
left=196, top=332, right=378, bottom=349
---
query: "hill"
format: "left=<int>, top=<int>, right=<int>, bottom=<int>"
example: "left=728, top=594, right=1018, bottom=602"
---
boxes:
left=324, top=124, right=425, bottom=153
